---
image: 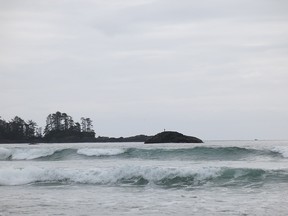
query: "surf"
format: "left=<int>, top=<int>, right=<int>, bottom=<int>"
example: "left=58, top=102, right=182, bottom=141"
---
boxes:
left=0, top=146, right=287, bottom=161
left=0, top=165, right=287, bottom=188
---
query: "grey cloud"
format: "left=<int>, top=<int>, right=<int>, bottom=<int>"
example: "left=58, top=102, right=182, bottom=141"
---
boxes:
left=0, top=0, right=288, bottom=139
left=92, top=0, right=288, bottom=35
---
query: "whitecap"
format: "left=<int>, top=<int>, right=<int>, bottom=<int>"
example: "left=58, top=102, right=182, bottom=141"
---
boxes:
left=77, top=148, right=126, bottom=157
left=270, top=146, right=288, bottom=158
left=0, top=166, right=45, bottom=185
left=0, top=165, right=223, bottom=186
left=12, top=148, right=56, bottom=160
left=0, top=147, right=12, bottom=160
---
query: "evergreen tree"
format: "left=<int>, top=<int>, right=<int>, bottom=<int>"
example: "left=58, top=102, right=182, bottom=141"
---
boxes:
left=25, top=120, right=37, bottom=138
left=9, top=116, right=25, bottom=139
left=81, top=117, right=94, bottom=132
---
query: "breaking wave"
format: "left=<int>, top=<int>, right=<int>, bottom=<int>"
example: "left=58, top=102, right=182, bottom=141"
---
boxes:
left=77, top=148, right=126, bottom=156
left=0, top=165, right=287, bottom=188
left=0, top=146, right=287, bottom=161
left=270, top=146, right=288, bottom=158
left=0, top=147, right=65, bottom=160
left=0, top=147, right=127, bottom=161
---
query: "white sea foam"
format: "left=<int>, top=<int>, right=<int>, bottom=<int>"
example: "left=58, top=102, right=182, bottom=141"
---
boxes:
left=77, top=148, right=126, bottom=157
left=0, top=166, right=44, bottom=185
left=270, top=146, right=288, bottom=158
left=11, top=148, right=56, bottom=160
left=0, top=148, right=12, bottom=160
left=0, top=165, right=222, bottom=186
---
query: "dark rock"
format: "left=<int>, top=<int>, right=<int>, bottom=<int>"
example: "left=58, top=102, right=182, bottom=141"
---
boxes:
left=144, top=131, right=203, bottom=144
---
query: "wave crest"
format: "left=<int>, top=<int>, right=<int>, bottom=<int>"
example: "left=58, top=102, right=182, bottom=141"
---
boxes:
left=1, top=165, right=286, bottom=187
left=270, top=146, right=288, bottom=158
left=0, top=147, right=12, bottom=160
left=1, top=146, right=287, bottom=161
left=77, top=148, right=126, bottom=157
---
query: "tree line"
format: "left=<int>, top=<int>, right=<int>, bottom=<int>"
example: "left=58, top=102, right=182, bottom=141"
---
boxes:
left=0, top=111, right=95, bottom=143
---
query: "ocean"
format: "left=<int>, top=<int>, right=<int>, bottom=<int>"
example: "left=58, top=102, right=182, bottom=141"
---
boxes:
left=0, top=141, right=288, bottom=216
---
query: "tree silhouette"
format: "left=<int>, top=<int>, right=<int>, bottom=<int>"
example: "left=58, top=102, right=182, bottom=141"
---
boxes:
left=81, top=117, right=94, bottom=132
left=25, top=120, right=37, bottom=138
left=0, top=111, right=96, bottom=143
left=0, top=116, right=41, bottom=142
left=43, top=111, right=95, bottom=142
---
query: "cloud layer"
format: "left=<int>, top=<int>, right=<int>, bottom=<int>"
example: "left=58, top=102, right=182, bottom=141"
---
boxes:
left=1, top=0, right=288, bottom=139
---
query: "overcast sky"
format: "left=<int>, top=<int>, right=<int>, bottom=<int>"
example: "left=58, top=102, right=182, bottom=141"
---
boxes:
left=1, top=0, right=288, bottom=140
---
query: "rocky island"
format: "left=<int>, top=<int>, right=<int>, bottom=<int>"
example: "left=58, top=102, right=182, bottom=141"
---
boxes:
left=144, top=131, right=203, bottom=144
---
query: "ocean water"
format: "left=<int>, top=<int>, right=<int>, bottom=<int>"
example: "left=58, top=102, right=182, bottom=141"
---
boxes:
left=1, top=141, right=288, bottom=216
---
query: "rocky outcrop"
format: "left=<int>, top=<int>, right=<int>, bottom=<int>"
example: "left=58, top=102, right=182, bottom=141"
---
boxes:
left=144, top=131, right=203, bottom=144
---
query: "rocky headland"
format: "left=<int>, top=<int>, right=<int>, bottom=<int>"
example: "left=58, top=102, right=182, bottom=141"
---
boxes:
left=144, top=131, right=203, bottom=144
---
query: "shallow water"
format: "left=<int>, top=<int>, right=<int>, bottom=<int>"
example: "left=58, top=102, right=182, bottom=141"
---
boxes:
left=1, top=141, right=288, bottom=215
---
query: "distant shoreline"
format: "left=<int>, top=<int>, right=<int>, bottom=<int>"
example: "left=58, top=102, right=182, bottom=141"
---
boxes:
left=0, top=134, right=152, bottom=144
left=1, top=139, right=287, bottom=144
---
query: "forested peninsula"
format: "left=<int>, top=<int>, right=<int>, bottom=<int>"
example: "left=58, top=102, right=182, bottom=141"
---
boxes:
left=0, top=111, right=150, bottom=144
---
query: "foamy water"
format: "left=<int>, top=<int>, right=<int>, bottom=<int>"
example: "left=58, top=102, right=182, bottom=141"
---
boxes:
left=1, top=141, right=288, bottom=215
